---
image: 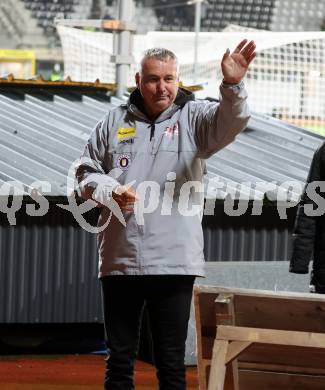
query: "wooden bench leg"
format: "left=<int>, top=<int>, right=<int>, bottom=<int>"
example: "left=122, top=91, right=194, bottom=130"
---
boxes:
left=225, top=359, right=239, bottom=390
left=208, top=339, right=229, bottom=390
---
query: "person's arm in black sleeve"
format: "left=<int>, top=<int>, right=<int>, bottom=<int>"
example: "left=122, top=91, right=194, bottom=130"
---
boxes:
left=289, top=144, right=323, bottom=274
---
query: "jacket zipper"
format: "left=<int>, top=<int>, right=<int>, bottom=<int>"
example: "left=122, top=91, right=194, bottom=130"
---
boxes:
left=150, top=122, right=155, bottom=141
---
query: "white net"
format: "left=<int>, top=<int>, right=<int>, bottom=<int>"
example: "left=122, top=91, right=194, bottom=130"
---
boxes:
left=58, top=24, right=325, bottom=134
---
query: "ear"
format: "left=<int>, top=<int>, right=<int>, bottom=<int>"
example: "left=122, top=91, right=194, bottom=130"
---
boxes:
left=135, top=72, right=140, bottom=88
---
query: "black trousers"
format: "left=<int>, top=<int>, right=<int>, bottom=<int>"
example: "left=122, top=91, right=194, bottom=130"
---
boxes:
left=310, top=269, right=325, bottom=293
left=100, top=275, right=195, bottom=390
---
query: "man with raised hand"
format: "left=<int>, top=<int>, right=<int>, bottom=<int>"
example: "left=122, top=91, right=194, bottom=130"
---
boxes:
left=76, top=40, right=256, bottom=390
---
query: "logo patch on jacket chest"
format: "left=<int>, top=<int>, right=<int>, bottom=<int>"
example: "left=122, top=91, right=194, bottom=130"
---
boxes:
left=116, top=153, right=131, bottom=170
left=117, top=127, right=136, bottom=140
left=164, top=123, right=179, bottom=137
left=118, top=138, right=134, bottom=145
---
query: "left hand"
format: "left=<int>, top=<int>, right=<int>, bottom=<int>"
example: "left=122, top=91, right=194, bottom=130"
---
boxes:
left=221, top=39, right=256, bottom=85
left=112, top=184, right=139, bottom=212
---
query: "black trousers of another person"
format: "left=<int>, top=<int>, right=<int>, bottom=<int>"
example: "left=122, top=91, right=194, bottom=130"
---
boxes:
left=100, top=275, right=195, bottom=390
left=310, top=269, right=325, bottom=293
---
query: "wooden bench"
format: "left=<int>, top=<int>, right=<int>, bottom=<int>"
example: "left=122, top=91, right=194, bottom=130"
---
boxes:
left=194, top=285, right=325, bottom=390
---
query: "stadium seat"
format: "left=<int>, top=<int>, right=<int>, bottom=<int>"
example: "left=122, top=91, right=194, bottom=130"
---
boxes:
left=22, top=0, right=86, bottom=44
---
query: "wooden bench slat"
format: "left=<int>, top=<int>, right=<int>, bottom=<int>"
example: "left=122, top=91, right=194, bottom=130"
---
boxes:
left=217, top=325, right=325, bottom=349
left=194, top=285, right=325, bottom=390
left=239, top=370, right=325, bottom=390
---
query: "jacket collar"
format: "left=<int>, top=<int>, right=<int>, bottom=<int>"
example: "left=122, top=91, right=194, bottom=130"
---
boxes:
left=126, top=87, right=195, bottom=123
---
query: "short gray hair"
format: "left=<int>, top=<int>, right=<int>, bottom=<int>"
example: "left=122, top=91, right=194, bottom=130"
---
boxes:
left=140, top=48, right=179, bottom=73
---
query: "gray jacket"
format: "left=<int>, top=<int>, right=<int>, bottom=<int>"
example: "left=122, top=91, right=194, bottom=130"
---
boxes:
left=76, top=83, right=250, bottom=277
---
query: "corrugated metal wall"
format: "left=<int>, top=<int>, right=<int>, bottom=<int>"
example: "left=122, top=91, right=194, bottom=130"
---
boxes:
left=0, top=203, right=296, bottom=324
left=0, top=205, right=101, bottom=324
left=203, top=203, right=295, bottom=262
left=204, top=226, right=292, bottom=262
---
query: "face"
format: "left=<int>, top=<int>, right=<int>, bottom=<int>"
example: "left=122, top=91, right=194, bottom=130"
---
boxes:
left=135, top=57, right=179, bottom=119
